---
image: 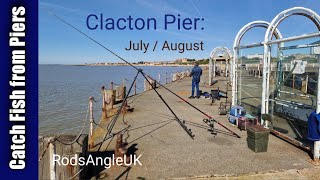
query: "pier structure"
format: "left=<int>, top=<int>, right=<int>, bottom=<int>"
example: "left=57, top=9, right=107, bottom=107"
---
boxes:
left=38, top=6, right=320, bottom=179
left=260, top=7, right=320, bottom=160
left=231, top=20, right=283, bottom=107
left=39, top=67, right=317, bottom=179
left=230, top=7, right=320, bottom=162
left=85, top=69, right=316, bottom=179
left=38, top=70, right=191, bottom=179
left=39, top=67, right=320, bottom=179
left=208, top=47, right=232, bottom=85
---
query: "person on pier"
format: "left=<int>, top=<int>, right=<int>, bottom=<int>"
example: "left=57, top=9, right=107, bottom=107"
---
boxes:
left=189, top=61, right=202, bottom=99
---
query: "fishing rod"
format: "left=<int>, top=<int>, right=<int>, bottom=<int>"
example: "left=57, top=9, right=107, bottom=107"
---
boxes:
left=140, top=72, right=194, bottom=138
left=155, top=81, right=241, bottom=138
left=49, top=12, right=239, bottom=139
left=49, top=11, right=194, bottom=140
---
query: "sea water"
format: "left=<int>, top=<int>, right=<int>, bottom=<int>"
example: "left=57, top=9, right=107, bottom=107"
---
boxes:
left=39, top=64, right=190, bottom=135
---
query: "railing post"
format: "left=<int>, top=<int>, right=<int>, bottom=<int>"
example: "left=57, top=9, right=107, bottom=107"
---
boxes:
left=144, top=79, right=147, bottom=91
left=48, top=138, right=56, bottom=180
left=165, top=72, right=167, bottom=84
left=89, top=97, right=94, bottom=136
left=158, top=73, right=161, bottom=83
left=89, top=96, right=94, bottom=149
left=106, top=89, right=115, bottom=110
left=117, top=85, right=126, bottom=100
left=101, top=86, right=107, bottom=118
left=110, top=82, right=113, bottom=91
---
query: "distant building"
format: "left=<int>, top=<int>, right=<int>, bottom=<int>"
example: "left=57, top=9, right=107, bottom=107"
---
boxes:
left=247, top=54, right=264, bottom=59
left=182, top=58, right=188, bottom=63
left=293, top=54, right=314, bottom=59
left=175, top=58, right=188, bottom=63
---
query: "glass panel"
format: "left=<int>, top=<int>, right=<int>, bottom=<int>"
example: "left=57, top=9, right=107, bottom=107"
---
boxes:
left=237, top=47, right=264, bottom=116
left=268, top=37, right=320, bottom=147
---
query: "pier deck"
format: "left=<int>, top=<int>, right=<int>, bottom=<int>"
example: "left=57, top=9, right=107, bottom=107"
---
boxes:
left=90, top=71, right=316, bottom=179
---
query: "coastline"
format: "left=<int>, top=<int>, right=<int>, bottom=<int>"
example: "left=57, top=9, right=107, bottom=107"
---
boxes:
left=66, top=64, right=208, bottom=67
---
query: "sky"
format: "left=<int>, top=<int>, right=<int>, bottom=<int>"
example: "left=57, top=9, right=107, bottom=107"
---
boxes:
left=39, top=0, right=320, bottom=64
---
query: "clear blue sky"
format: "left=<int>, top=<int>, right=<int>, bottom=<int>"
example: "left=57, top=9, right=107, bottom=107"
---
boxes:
left=39, top=0, right=320, bottom=64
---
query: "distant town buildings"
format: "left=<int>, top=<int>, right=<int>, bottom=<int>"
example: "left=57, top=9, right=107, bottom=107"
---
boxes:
left=175, top=58, right=188, bottom=63
left=84, top=57, right=203, bottom=66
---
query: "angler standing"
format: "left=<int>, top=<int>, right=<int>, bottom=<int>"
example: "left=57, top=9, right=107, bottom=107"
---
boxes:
left=189, top=61, right=202, bottom=99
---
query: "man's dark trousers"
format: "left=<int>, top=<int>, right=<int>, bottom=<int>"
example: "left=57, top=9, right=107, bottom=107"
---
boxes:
left=192, top=80, right=200, bottom=97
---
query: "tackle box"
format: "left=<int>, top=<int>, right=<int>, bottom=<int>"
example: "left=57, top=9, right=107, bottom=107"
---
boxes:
left=230, top=106, right=246, bottom=117
left=247, top=125, right=270, bottom=153
left=238, top=116, right=258, bottom=131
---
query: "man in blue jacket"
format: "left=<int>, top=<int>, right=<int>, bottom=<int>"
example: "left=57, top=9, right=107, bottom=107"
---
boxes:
left=189, top=61, right=202, bottom=99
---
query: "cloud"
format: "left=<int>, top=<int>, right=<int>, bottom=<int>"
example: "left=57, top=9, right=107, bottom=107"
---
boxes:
left=39, top=1, right=88, bottom=16
left=188, top=0, right=201, bottom=17
left=135, top=0, right=186, bottom=15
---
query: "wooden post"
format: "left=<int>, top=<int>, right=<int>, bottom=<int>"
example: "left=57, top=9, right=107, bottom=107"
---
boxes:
left=101, top=86, right=107, bottom=118
left=48, top=138, right=55, bottom=180
left=120, top=86, right=126, bottom=100
left=106, top=89, right=116, bottom=110
left=148, top=77, right=152, bottom=90
left=89, top=97, right=94, bottom=149
left=115, top=134, right=123, bottom=158
left=144, top=79, right=148, bottom=91
left=110, top=82, right=113, bottom=91
left=152, top=78, right=156, bottom=89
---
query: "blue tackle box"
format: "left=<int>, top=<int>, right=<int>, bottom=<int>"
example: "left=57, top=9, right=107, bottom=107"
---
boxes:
left=230, top=106, right=246, bottom=117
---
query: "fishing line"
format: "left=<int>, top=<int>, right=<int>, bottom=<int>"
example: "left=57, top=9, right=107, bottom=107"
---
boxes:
left=49, top=11, right=195, bottom=141
left=98, top=71, right=140, bottom=151
left=48, top=11, right=240, bottom=139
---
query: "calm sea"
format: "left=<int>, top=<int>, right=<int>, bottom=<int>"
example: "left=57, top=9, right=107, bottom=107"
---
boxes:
left=39, top=64, right=190, bottom=135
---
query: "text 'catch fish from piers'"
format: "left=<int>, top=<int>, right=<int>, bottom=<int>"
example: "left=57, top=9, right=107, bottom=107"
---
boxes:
left=48, top=11, right=241, bottom=142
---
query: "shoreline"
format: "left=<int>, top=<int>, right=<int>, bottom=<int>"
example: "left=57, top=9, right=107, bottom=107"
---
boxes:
left=70, top=64, right=207, bottom=67
left=39, top=64, right=208, bottom=67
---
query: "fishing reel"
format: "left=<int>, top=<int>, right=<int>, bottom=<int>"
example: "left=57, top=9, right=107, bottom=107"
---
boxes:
left=203, top=118, right=217, bottom=136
